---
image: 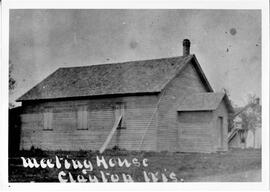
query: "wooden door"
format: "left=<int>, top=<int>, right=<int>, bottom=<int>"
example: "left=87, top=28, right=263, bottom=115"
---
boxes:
left=218, top=116, right=223, bottom=148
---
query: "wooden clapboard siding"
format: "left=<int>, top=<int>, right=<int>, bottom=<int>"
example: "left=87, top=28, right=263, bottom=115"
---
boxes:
left=109, top=107, right=157, bottom=151
left=156, top=61, right=209, bottom=152
left=212, top=101, right=229, bottom=151
left=178, top=111, right=214, bottom=152
left=20, top=95, right=158, bottom=151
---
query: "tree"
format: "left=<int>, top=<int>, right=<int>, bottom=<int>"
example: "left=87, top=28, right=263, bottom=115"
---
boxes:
left=9, top=60, right=16, bottom=108
left=240, top=94, right=261, bottom=147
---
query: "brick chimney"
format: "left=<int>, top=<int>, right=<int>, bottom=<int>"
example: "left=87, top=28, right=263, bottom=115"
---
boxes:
left=183, top=39, right=191, bottom=56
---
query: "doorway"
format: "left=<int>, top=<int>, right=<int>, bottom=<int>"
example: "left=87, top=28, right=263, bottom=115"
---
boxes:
left=218, top=116, right=224, bottom=148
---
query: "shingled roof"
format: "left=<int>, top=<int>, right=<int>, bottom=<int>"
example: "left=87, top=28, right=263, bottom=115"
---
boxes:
left=177, top=92, right=234, bottom=113
left=17, top=54, right=211, bottom=101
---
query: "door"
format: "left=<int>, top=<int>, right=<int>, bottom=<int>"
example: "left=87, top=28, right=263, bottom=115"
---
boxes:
left=218, top=116, right=224, bottom=148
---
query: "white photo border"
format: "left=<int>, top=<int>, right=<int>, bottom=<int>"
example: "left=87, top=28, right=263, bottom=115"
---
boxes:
left=1, top=0, right=269, bottom=191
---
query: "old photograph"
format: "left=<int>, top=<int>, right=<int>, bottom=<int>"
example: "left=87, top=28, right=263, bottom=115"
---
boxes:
left=7, top=8, right=263, bottom=184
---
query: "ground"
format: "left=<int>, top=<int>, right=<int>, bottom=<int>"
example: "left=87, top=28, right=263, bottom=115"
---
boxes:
left=9, top=148, right=261, bottom=182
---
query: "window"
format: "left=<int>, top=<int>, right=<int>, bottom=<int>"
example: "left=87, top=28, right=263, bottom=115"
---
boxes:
left=115, top=103, right=126, bottom=129
left=43, top=111, right=53, bottom=131
left=77, top=107, right=88, bottom=130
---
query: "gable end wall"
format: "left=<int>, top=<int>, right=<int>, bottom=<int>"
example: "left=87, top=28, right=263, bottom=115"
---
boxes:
left=156, top=60, right=210, bottom=152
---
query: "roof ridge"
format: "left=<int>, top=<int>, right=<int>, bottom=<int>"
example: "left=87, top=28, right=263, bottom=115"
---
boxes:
left=60, top=55, right=185, bottom=69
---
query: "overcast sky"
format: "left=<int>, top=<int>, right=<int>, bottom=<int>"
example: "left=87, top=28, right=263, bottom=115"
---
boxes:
left=9, top=9, right=261, bottom=106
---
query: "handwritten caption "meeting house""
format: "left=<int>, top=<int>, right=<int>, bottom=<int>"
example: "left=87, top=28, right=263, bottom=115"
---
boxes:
left=21, top=156, right=178, bottom=182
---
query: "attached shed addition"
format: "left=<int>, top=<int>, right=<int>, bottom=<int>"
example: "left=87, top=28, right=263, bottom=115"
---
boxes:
left=177, top=92, right=234, bottom=152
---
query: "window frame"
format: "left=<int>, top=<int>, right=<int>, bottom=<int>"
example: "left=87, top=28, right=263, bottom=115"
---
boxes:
left=115, top=102, right=126, bottom=130
left=43, top=108, right=53, bottom=131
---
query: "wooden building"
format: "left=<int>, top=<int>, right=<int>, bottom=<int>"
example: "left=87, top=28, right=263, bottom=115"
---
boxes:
left=17, top=39, right=233, bottom=153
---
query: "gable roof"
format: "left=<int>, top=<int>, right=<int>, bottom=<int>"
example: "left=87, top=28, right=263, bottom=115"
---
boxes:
left=17, top=54, right=212, bottom=101
left=177, top=92, right=234, bottom=113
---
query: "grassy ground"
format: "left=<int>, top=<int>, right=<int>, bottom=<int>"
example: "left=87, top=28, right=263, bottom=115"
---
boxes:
left=9, top=148, right=261, bottom=182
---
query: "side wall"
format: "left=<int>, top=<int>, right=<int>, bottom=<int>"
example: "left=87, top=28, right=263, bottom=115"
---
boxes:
left=156, top=60, right=209, bottom=152
left=20, top=95, right=158, bottom=151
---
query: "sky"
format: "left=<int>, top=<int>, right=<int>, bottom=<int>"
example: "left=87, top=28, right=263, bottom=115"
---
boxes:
left=9, top=9, right=261, bottom=107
